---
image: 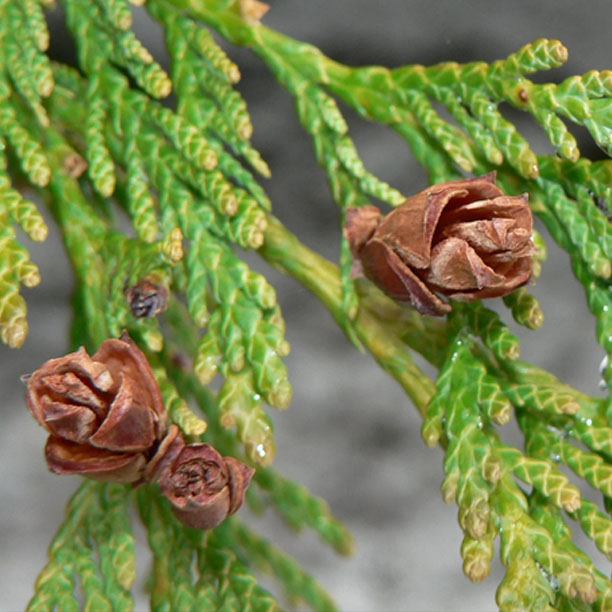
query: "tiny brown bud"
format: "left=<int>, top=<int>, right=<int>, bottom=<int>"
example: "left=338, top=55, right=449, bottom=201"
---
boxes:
left=25, top=335, right=167, bottom=482
left=63, top=152, right=88, bottom=178
left=346, top=173, right=535, bottom=316
left=146, top=425, right=254, bottom=530
left=125, top=278, right=168, bottom=318
left=240, top=0, right=270, bottom=22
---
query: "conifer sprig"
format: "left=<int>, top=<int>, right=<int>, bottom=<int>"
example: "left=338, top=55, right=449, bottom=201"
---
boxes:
left=261, top=216, right=612, bottom=607
left=185, top=3, right=612, bottom=345
left=137, top=487, right=281, bottom=612
left=0, top=0, right=52, bottom=348
left=27, top=482, right=136, bottom=612
left=48, top=27, right=291, bottom=464
left=4, top=2, right=612, bottom=610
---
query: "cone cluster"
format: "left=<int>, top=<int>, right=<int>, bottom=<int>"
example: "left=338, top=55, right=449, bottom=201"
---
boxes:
left=25, top=335, right=253, bottom=530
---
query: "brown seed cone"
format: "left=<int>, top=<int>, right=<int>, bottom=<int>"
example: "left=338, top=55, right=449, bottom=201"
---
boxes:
left=146, top=425, right=254, bottom=530
left=25, top=334, right=167, bottom=482
left=345, top=173, right=535, bottom=315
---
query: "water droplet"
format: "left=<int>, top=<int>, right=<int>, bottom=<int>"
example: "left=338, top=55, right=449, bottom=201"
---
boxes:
left=255, top=443, right=266, bottom=458
left=600, top=354, right=609, bottom=375
left=537, top=563, right=560, bottom=590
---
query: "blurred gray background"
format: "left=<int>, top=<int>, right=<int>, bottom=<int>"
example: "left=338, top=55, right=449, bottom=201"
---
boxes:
left=2, top=1, right=612, bottom=610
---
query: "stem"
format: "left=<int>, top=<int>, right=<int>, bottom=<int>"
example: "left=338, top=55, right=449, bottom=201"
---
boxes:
left=260, top=214, right=436, bottom=415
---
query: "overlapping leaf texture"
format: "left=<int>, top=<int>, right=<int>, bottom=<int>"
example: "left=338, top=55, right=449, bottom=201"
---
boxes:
left=4, top=1, right=612, bottom=611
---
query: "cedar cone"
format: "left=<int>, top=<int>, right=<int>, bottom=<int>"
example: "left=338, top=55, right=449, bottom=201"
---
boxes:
left=345, top=173, right=535, bottom=315
left=25, top=335, right=166, bottom=482
left=146, top=425, right=254, bottom=530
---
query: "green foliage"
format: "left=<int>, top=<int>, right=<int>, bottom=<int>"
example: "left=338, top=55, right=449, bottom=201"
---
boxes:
left=137, top=487, right=281, bottom=612
left=0, top=0, right=50, bottom=348
left=47, top=1, right=289, bottom=464
left=3, top=0, right=612, bottom=610
left=27, top=481, right=136, bottom=612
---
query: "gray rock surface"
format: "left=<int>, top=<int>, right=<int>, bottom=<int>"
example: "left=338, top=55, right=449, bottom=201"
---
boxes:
left=2, top=1, right=611, bottom=610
